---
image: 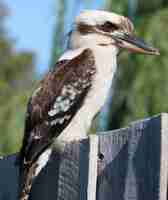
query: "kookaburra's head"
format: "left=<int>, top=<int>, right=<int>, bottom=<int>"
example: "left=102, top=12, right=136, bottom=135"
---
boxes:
left=69, top=10, right=159, bottom=55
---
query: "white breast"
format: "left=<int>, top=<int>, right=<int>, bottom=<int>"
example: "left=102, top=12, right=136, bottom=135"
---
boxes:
left=79, top=46, right=117, bottom=128
left=55, top=46, right=117, bottom=145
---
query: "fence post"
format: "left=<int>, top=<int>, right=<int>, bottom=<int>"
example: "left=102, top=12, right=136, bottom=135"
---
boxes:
left=0, top=114, right=168, bottom=200
left=87, top=135, right=98, bottom=200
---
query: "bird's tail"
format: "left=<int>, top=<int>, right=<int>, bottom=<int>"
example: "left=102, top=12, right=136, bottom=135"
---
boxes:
left=18, top=161, right=37, bottom=200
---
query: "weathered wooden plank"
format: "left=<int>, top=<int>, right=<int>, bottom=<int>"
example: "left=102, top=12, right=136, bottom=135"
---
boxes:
left=127, top=114, right=168, bottom=200
left=97, top=127, right=129, bottom=200
left=159, top=113, right=168, bottom=200
left=56, top=142, right=81, bottom=200
left=0, top=154, right=19, bottom=200
left=31, top=140, right=90, bottom=200
left=79, top=140, right=89, bottom=200
left=97, top=114, right=168, bottom=200
left=0, top=114, right=167, bottom=200
left=125, top=116, right=160, bottom=200
left=87, top=135, right=98, bottom=200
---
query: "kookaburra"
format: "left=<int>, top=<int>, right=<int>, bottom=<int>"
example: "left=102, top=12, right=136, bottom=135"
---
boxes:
left=18, top=10, right=159, bottom=200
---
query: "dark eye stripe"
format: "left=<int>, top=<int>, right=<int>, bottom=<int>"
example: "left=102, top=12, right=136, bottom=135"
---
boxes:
left=97, top=21, right=119, bottom=32
left=77, top=23, right=94, bottom=34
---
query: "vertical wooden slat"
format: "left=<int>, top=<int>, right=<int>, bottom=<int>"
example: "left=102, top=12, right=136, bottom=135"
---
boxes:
left=55, top=139, right=90, bottom=200
left=87, top=135, right=98, bottom=200
left=0, top=154, right=19, bottom=200
left=79, top=139, right=89, bottom=200
left=125, top=115, right=162, bottom=200
left=124, top=118, right=150, bottom=200
left=57, top=142, right=81, bottom=200
left=97, top=128, right=129, bottom=200
left=159, top=113, right=168, bottom=200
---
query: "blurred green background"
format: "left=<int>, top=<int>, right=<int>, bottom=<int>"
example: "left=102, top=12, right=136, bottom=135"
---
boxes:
left=0, top=0, right=168, bottom=155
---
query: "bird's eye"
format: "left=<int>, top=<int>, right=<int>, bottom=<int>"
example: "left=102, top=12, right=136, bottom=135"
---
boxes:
left=98, top=21, right=119, bottom=32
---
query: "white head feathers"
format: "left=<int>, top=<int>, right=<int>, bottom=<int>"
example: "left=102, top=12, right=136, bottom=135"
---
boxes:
left=75, top=10, right=127, bottom=27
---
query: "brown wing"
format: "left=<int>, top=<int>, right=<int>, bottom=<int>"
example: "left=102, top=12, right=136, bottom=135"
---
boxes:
left=19, top=49, right=96, bottom=164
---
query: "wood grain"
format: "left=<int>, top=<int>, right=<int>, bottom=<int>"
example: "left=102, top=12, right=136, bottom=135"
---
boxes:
left=0, top=114, right=167, bottom=200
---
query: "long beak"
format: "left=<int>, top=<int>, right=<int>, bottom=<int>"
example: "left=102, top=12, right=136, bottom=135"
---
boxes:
left=111, top=32, right=160, bottom=55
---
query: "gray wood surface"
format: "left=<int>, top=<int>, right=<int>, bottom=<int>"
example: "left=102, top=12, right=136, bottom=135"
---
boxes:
left=0, top=114, right=167, bottom=200
left=87, top=135, right=98, bottom=200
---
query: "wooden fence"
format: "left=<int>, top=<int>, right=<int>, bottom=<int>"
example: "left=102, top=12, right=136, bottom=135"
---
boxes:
left=0, top=113, right=168, bottom=200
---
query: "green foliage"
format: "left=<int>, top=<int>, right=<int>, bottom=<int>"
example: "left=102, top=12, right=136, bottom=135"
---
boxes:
left=130, top=9, right=168, bottom=116
left=106, top=0, right=128, bottom=15
left=0, top=3, right=35, bottom=155
left=137, top=0, right=164, bottom=14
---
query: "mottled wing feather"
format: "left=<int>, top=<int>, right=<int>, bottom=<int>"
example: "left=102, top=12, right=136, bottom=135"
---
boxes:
left=20, top=49, right=96, bottom=164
